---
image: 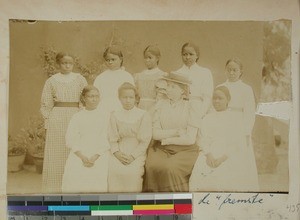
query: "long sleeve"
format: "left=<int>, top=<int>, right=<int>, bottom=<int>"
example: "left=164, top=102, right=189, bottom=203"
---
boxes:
left=162, top=125, right=198, bottom=146
left=97, top=130, right=111, bottom=156
left=79, top=75, right=88, bottom=91
left=201, top=70, right=214, bottom=117
left=40, top=79, right=54, bottom=129
left=93, top=74, right=102, bottom=91
left=65, top=115, right=82, bottom=152
left=125, top=71, right=135, bottom=85
left=152, top=101, right=177, bottom=140
left=96, top=111, right=111, bottom=155
left=243, top=86, right=256, bottom=135
left=131, top=112, right=152, bottom=158
left=199, top=118, right=213, bottom=154
left=108, top=112, right=120, bottom=154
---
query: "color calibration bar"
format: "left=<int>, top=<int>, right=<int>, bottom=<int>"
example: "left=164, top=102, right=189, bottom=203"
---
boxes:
left=7, top=194, right=192, bottom=218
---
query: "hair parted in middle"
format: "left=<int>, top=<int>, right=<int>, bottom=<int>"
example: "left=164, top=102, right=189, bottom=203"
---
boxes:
left=80, top=85, right=100, bottom=106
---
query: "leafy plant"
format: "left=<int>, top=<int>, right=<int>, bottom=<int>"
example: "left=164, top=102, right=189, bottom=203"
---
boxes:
left=261, top=20, right=291, bottom=102
left=8, top=116, right=46, bottom=157
left=40, top=46, right=106, bottom=82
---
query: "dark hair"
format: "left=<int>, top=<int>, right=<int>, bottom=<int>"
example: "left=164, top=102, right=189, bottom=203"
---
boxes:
left=80, top=85, right=100, bottom=106
left=144, top=45, right=161, bottom=64
left=103, top=46, right=123, bottom=66
left=181, top=42, right=200, bottom=62
left=225, top=58, right=243, bottom=78
left=118, top=82, right=140, bottom=104
left=55, top=52, right=74, bottom=64
left=214, top=86, right=231, bottom=102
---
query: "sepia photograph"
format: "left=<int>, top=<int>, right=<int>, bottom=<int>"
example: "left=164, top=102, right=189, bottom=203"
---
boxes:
left=7, top=20, right=290, bottom=194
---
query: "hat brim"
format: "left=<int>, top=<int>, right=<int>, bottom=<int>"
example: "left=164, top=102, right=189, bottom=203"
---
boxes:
left=161, top=77, right=191, bottom=85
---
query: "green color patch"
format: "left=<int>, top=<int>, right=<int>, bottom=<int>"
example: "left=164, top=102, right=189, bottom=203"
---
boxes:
left=90, top=205, right=132, bottom=210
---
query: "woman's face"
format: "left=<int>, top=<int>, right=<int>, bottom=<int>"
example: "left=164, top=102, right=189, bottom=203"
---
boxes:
left=225, top=61, right=242, bottom=82
left=84, top=89, right=100, bottom=110
left=119, top=89, right=136, bottom=110
left=213, top=90, right=229, bottom=112
left=59, top=56, right=74, bottom=74
left=105, top=53, right=122, bottom=70
left=182, top=46, right=198, bottom=67
left=144, top=51, right=159, bottom=70
left=166, top=81, right=184, bottom=101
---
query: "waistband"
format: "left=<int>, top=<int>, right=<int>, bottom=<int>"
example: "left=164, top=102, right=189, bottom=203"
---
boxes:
left=54, top=102, right=79, bottom=107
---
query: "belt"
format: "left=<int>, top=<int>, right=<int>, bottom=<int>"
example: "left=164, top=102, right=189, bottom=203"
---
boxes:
left=54, top=102, right=79, bottom=107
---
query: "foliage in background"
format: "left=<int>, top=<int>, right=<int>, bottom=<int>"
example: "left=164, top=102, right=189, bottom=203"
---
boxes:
left=40, top=27, right=136, bottom=83
left=260, top=20, right=291, bottom=102
left=40, top=46, right=106, bottom=83
left=8, top=116, right=45, bottom=156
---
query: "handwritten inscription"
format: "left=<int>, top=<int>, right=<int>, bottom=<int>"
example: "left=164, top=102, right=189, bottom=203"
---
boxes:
left=198, top=193, right=264, bottom=210
left=286, top=203, right=300, bottom=213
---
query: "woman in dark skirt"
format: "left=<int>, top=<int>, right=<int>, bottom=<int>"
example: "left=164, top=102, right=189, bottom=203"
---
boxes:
left=143, top=72, right=200, bottom=192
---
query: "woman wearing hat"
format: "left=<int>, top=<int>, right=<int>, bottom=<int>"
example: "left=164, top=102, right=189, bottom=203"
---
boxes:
left=143, top=73, right=199, bottom=192
left=189, top=86, right=259, bottom=191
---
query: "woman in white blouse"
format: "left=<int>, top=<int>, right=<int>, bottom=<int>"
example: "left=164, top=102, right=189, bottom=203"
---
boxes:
left=218, top=58, right=256, bottom=148
left=62, top=85, right=111, bottom=193
left=94, top=46, right=135, bottom=113
left=108, top=82, right=152, bottom=192
left=189, top=86, right=259, bottom=191
left=216, top=58, right=259, bottom=189
left=175, top=42, right=214, bottom=122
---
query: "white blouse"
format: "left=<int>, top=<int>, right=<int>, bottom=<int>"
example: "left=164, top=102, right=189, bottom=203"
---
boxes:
left=219, top=80, right=256, bottom=136
left=65, top=107, right=111, bottom=157
left=176, top=64, right=214, bottom=117
left=94, top=68, right=135, bottom=112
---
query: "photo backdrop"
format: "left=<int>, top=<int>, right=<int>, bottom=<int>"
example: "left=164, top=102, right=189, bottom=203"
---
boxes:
left=9, top=21, right=263, bottom=135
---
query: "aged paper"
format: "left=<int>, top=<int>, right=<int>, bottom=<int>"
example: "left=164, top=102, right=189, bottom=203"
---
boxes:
left=0, top=0, right=299, bottom=219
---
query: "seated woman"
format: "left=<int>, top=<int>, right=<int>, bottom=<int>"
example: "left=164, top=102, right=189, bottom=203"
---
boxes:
left=108, top=82, right=152, bottom=193
left=189, top=86, right=259, bottom=192
left=143, top=73, right=200, bottom=192
left=62, top=85, right=110, bottom=193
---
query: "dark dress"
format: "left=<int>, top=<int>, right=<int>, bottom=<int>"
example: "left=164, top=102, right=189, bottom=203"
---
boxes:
left=143, top=99, right=199, bottom=192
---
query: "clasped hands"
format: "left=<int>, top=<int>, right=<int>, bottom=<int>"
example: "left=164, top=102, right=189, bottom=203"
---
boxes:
left=75, top=151, right=100, bottom=167
left=113, top=151, right=135, bottom=165
left=205, top=153, right=228, bottom=168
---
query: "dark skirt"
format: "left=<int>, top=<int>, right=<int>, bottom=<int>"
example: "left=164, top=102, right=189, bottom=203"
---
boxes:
left=143, top=142, right=199, bottom=192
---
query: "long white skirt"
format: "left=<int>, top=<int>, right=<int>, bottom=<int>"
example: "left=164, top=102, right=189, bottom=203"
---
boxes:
left=189, top=146, right=259, bottom=192
left=108, top=152, right=146, bottom=193
left=62, top=151, right=109, bottom=193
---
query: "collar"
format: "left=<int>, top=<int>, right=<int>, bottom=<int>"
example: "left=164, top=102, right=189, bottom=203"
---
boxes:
left=144, top=67, right=160, bottom=74
left=54, top=72, right=76, bottom=82
left=225, top=79, right=242, bottom=85
left=182, top=63, right=198, bottom=71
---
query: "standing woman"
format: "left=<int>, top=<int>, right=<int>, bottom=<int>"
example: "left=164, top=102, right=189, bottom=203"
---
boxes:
left=40, top=52, right=87, bottom=193
left=219, top=59, right=257, bottom=150
left=218, top=58, right=259, bottom=188
left=135, top=45, right=167, bottom=111
left=144, top=73, right=199, bottom=192
left=175, top=42, right=214, bottom=122
left=94, top=46, right=135, bottom=113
